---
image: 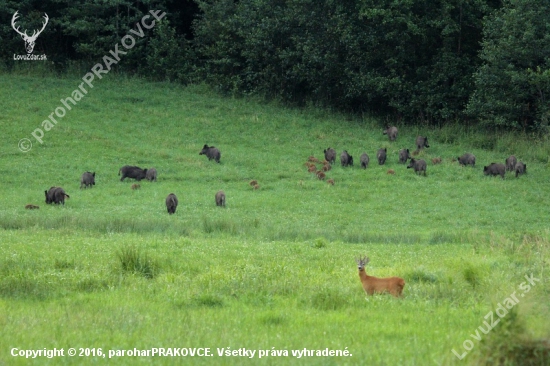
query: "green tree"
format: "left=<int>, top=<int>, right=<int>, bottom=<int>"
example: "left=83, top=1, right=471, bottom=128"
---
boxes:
left=467, top=0, right=550, bottom=131
left=145, top=20, right=194, bottom=83
left=193, top=0, right=496, bottom=123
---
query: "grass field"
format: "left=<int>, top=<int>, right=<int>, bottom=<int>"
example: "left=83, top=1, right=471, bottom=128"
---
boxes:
left=0, top=71, right=549, bottom=365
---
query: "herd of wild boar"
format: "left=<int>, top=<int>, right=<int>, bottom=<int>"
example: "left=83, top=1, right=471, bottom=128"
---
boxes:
left=33, top=128, right=528, bottom=212
left=37, top=145, right=225, bottom=214
left=315, top=125, right=526, bottom=182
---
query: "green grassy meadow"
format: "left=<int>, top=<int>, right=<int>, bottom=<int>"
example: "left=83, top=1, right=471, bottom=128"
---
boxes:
left=0, top=72, right=549, bottom=365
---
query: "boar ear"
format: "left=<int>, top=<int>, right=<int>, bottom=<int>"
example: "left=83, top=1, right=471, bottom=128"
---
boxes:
left=384, top=148, right=387, bottom=152
left=92, top=172, right=95, bottom=177
left=406, top=149, right=409, bottom=153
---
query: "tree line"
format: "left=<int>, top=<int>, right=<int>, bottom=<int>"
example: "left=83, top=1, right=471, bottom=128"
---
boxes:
left=1, top=0, right=548, bottom=132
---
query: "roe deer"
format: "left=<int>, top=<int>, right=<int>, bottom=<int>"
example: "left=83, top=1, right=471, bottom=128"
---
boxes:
left=356, top=256, right=405, bottom=297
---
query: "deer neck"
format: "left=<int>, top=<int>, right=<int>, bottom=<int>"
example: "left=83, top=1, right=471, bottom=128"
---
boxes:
left=358, top=268, right=370, bottom=281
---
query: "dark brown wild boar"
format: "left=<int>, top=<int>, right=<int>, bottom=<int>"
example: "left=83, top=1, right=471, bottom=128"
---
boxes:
left=383, top=126, right=398, bottom=141
left=80, top=171, right=95, bottom=189
left=166, top=193, right=178, bottom=214
left=360, top=153, right=370, bottom=169
left=146, top=168, right=157, bottom=181
left=200, top=145, right=221, bottom=163
left=415, top=136, right=430, bottom=151
left=483, top=163, right=505, bottom=179
left=505, top=155, right=517, bottom=172
left=45, top=187, right=70, bottom=205
left=324, top=148, right=336, bottom=164
left=458, top=153, right=475, bottom=167
left=515, top=162, right=526, bottom=178
left=340, top=150, right=353, bottom=167
left=215, top=190, right=226, bottom=207
left=119, top=166, right=147, bottom=181
left=377, top=148, right=387, bottom=165
left=398, top=149, right=410, bottom=164
left=407, top=159, right=427, bottom=176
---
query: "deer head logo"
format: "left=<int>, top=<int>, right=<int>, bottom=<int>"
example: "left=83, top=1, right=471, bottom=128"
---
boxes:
left=11, top=11, right=49, bottom=54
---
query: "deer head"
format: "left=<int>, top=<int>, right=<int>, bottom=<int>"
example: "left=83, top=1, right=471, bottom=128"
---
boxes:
left=355, top=256, right=370, bottom=270
left=11, top=11, right=49, bottom=54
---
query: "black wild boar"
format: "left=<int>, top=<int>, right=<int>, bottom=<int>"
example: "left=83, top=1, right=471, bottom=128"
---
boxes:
left=415, top=136, right=430, bottom=151
left=215, top=190, right=226, bottom=207
left=119, top=165, right=148, bottom=181
left=515, top=162, right=526, bottom=177
left=377, top=148, right=387, bottom=165
left=166, top=193, right=178, bottom=214
left=360, top=153, right=370, bottom=169
left=324, top=148, right=336, bottom=164
left=483, top=163, right=505, bottom=179
left=505, top=155, right=517, bottom=171
left=340, top=150, right=353, bottom=167
left=200, top=144, right=221, bottom=163
left=383, top=126, right=398, bottom=141
left=80, top=171, right=95, bottom=189
left=398, top=149, right=410, bottom=164
left=146, top=168, right=157, bottom=182
left=45, top=187, right=70, bottom=205
left=458, top=153, right=476, bottom=167
left=407, top=159, right=427, bottom=176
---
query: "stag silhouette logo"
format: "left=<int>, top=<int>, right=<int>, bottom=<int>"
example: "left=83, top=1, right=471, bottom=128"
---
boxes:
left=11, top=11, right=49, bottom=54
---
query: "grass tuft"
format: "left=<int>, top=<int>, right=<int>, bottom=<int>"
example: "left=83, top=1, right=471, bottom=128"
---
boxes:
left=116, top=246, right=159, bottom=279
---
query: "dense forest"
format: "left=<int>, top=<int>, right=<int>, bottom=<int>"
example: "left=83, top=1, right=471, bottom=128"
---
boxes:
left=1, top=0, right=548, bottom=131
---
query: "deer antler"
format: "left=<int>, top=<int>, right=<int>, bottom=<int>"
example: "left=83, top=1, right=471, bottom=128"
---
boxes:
left=11, top=11, right=27, bottom=38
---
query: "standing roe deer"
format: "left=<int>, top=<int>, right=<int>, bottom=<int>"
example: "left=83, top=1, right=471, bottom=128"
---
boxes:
left=356, top=256, right=405, bottom=297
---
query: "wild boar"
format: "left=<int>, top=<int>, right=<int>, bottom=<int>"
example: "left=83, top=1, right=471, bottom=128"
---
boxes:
left=505, top=155, right=517, bottom=172
left=415, top=136, right=430, bottom=151
left=324, top=148, right=336, bottom=164
left=515, top=162, right=526, bottom=178
left=25, top=204, right=39, bottom=209
left=131, top=183, right=140, bottom=190
left=340, top=150, right=353, bottom=167
left=80, top=171, right=95, bottom=189
left=431, top=157, right=442, bottom=165
left=360, top=153, right=370, bottom=169
left=398, top=149, right=410, bottom=164
left=383, top=126, right=398, bottom=141
left=119, top=165, right=147, bottom=181
left=166, top=193, right=178, bottom=214
left=146, top=168, right=157, bottom=182
left=483, top=163, right=505, bottom=179
left=377, top=148, right=387, bottom=165
left=200, top=144, right=221, bottom=163
left=215, top=190, right=226, bottom=207
left=458, top=153, right=476, bottom=167
left=45, top=187, right=70, bottom=205
left=407, top=159, right=427, bottom=176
